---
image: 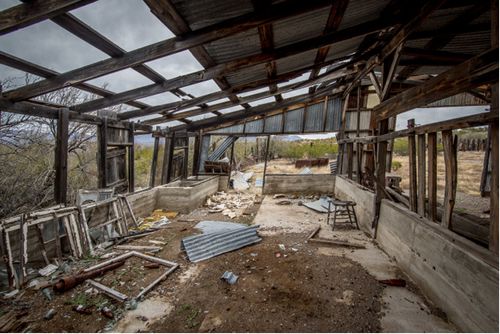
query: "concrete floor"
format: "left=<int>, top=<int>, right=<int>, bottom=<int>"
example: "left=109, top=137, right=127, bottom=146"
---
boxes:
left=254, top=195, right=458, bottom=333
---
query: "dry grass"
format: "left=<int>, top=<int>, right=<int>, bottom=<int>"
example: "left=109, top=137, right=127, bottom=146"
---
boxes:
left=391, top=151, right=486, bottom=197
left=244, top=158, right=331, bottom=174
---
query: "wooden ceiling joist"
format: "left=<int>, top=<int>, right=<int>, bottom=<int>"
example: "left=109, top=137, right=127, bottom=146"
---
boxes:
left=374, top=47, right=498, bottom=121
left=2, top=0, right=335, bottom=102
left=68, top=18, right=389, bottom=114
left=0, top=0, right=97, bottom=35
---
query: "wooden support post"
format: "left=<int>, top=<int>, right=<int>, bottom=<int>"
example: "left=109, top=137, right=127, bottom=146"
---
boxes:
left=183, top=144, right=189, bottom=179
left=149, top=134, right=160, bottom=188
left=356, top=142, right=363, bottom=184
left=227, top=141, right=235, bottom=188
left=52, top=214, right=62, bottom=262
left=161, top=135, right=171, bottom=184
left=490, top=0, right=499, bottom=254
left=192, top=132, right=201, bottom=176
left=35, top=224, right=50, bottom=265
left=166, top=132, right=175, bottom=183
left=408, top=129, right=418, bottom=212
left=97, top=117, right=108, bottom=188
left=373, top=118, right=388, bottom=230
left=262, top=135, right=271, bottom=194
left=427, top=132, right=438, bottom=222
left=441, top=130, right=457, bottom=228
left=18, top=214, right=27, bottom=286
left=347, top=142, right=353, bottom=180
left=0, top=227, right=14, bottom=288
left=417, top=134, right=426, bottom=216
left=128, top=123, right=135, bottom=192
left=54, top=108, right=69, bottom=204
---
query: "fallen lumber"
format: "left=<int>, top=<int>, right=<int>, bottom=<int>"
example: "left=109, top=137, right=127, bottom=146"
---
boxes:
left=306, top=225, right=321, bottom=240
left=308, top=237, right=366, bottom=249
left=115, top=245, right=161, bottom=252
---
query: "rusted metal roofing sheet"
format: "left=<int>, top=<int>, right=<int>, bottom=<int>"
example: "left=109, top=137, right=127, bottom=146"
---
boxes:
left=181, top=225, right=261, bottom=262
left=338, top=0, right=391, bottom=31
left=204, top=28, right=262, bottom=64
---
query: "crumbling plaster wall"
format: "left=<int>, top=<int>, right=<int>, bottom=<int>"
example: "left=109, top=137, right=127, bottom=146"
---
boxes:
left=263, top=174, right=335, bottom=195
left=377, top=200, right=499, bottom=333
left=333, top=176, right=375, bottom=235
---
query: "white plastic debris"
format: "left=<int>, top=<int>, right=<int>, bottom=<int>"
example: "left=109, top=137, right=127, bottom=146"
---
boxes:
left=38, top=264, right=58, bottom=277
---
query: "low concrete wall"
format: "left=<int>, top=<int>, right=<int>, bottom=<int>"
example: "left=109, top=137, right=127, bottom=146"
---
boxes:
left=377, top=200, right=499, bottom=332
left=156, top=176, right=219, bottom=213
left=263, top=174, right=335, bottom=195
left=334, top=176, right=375, bottom=235
left=126, top=188, right=157, bottom=219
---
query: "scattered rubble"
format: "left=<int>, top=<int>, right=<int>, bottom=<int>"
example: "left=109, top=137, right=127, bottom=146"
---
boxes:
left=205, top=191, right=258, bottom=218
left=220, top=271, right=239, bottom=285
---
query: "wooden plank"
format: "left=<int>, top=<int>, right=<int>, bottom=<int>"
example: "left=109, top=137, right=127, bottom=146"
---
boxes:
left=18, top=215, right=27, bottom=286
left=53, top=215, right=63, bottom=261
left=79, top=206, right=94, bottom=255
left=97, top=118, right=108, bottom=188
left=377, top=111, right=499, bottom=142
left=2, top=0, right=339, bottom=102
left=0, top=0, right=96, bottom=35
left=408, top=134, right=418, bottom=212
left=54, top=108, right=69, bottom=204
left=346, top=142, right=353, bottom=180
left=441, top=130, right=457, bottom=228
left=50, top=19, right=386, bottom=114
left=128, top=123, right=135, bottom=192
left=149, top=135, right=160, bottom=187
left=0, top=227, right=14, bottom=288
left=490, top=0, right=499, bottom=254
left=427, top=132, right=438, bottom=222
left=356, top=142, right=363, bottom=184
left=417, top=134, right=426, bottom=216
left=166, top=133, right=175, bottom=184
left=375, top=48, right=499, bottom=121
left=373, top=118, right=389, bottom=229
left=261, top=135, right=271, bottom=194
left=87, top=279, right=128, bottom=302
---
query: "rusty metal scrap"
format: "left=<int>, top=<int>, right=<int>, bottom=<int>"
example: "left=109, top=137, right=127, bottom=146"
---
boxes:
left=53, top=261, right=125, bottom=292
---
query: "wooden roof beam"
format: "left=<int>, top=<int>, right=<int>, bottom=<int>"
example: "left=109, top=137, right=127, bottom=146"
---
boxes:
left=0, top=51, right=150, bottom=110
left=0, top=0, right=96, bottom=35
left=69, top=18, right=389, bottom=114
left=2, top=0, right=336, bottom=102
left=308, top=0, right=349, bottom=94
left=374, top=48, right=498, bottom=121
left=343, top=0, right=447, bottom=98
left=396, top=1, right=490, bottom=81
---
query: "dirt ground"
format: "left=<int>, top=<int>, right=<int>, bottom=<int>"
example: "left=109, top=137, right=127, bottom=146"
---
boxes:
left=1, top=190, right=455, bottom=333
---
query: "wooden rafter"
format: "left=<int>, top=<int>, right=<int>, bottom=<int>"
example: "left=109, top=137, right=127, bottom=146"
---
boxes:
left=374, top=48, right=498, bottom=121
left=2, top=0, right=335, bottom=102
left=0, top=0, right=96, bottom=35
left=67, top=18, right=389, bottom=114
left=396, top=1, right=490, bottom=81
left=0, top=51, right=149, bottom=110
left=308, top=0, right=349, bottom=94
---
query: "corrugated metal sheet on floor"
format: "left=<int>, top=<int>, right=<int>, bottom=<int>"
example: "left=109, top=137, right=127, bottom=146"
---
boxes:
left=182, top=225, right=261, bottom=262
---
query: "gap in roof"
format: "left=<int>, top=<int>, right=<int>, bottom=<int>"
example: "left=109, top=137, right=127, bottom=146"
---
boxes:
left=187, top=114, right=213, bottom=122
left=207, top=97, right=232, bottom=106
left=277, top=72, right=311, bottom=87
left=281, top=87, right=310, bottom=99
left=137, top=92, right=180, bottom=105
left=219, top=105, right=243, bottom=114
left=85, top=68, right=154, bottom=93
left=237, top=86, right=269, bottom=98
left=0, top=0, right=19, bottom=11
left=0, top=21, right=107, bottom=73
left=33, top=87, right=98, bottom=105
left=248, top=96, right=277, bottom=107
left=0, top=65, right=43, bottom=90
left=182, top=80, right=221, bottom=96
left=71, top=0, right=174, bottom=51
left=146, top=51, right=204, bottom=79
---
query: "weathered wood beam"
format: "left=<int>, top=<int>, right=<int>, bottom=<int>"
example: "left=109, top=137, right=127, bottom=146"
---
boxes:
left=0, top=51, right=149, bottom=110
left=427, top=132, right=438, bottom=222
left=408, top=132, right=418, bottom=212
left=490, top=0, right=498, bottom=254
left=54, top=108, right=69, bottom=204
left=0, top=0, right=96, bottom=35
left=397, top=1, right=490, bottom=81
left=381, top=44, right=403, bottom=100
left=343, top=0, right=446, bottom=97
left=97, top=118, right=108, bottom=188
left=69, top=19, right=388, bottom=114
left=417, top=134, right=426, bottom=216
left=2, top=0, right=335, bottom=102
left=441, top=130, right=457, bottom=228
left=141, top=66, right=355, bottom=125
left=308, top=0, right=349, bottom=93
left=368, top=71, right=382, bottom=99
left=128, top=123, right=135, bottom=192
left=374, top=48, right=499, bottom=121
left=50, top=13, right=192, bottom=99
left=149, top=135, right=160, bottom=187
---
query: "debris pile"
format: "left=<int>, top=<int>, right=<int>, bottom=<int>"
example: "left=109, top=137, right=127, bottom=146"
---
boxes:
left=230, top=171, right=254, bottom=191
left=205, top=191, right=258, bottom=218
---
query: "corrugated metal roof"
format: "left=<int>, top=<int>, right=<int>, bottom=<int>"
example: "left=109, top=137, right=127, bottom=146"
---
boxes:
left=225, top=63, right=268, bottom=87
left=338, top=0, right=391, bottom=31
left=326, top=35, right=364, bottom=60
left=283, top=108, right=304, bottom=132
left=181, top=225, right=261, bottom=262
left=440, top=31, right=491, bottom=55
left=171, top=0, right=254, bottom=31
left=273, top=7, right=330, bottom=49
left=304, top=102, right=324, bottom=132
left=204, top=28, right=262, bottom=63
left=264, top=114, right=283, bottom=133
left=275, top=49, right=317, bottom=76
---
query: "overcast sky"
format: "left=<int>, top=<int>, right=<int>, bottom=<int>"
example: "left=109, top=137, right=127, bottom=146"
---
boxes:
left=0, top=0, right=488, bottom=132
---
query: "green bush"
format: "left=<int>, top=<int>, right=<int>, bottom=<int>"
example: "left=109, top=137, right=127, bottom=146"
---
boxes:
left=391, top=161, right=402, bottom=171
